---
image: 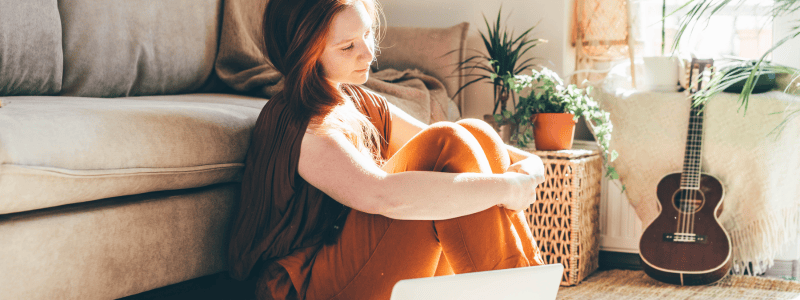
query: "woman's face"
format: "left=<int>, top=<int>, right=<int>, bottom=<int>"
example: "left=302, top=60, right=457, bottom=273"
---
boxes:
left=319, top=1, right=375, bottom=85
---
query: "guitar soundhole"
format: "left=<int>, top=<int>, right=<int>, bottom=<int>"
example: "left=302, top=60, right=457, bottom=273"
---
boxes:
left=672, top=189, right=705, bottom=214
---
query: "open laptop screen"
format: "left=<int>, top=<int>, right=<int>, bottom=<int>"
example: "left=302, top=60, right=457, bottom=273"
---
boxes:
left=390, top=263, right=563, bottom=300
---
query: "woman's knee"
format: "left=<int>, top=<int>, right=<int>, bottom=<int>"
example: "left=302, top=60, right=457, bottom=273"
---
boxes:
left=425, top=121, right=488, bottom=151
left=455, top=118, right=496, bottom=134
left=455, top=119, right=510, bottom=174
left=427, top=121, right=471, bottom=138
left=422, top=121, right=492, bottom=173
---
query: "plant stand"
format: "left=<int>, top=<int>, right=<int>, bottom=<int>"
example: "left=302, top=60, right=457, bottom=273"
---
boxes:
left=522, top=144, right=603, bottom=286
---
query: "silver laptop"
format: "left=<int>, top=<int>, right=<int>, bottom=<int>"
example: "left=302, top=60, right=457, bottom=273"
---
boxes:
left=390, top=263, right=563, bottom=300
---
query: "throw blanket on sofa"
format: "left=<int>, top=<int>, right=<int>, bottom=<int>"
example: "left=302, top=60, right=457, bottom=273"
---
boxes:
left=216, top=58, right=458, bottom=124
left=364, top=68, right=458, bottom=124
left=591, top=82, right=800, bottom=273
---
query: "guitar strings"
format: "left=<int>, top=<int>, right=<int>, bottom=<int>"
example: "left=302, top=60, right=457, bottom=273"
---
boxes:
left=692, top=108, right=705, bottom=237
left=680, top=71, right=695, bottom=236
left=691, top=65, right=710, bottom=237
left=688, top=108, right=695, bottom=236
left=691, top=108, right=700, bottom=236
left=688, top=75, right=700, bottom=237
left=689, top=64, right=709, bottom=238
left=684, top=68, right=697, bottom=236
left=685, top=110, right=697, bottom=237
left=681, top=65, right=702, bottom=238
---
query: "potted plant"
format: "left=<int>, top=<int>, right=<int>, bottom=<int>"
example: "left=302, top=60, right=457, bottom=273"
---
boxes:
left=452, top=7, right=545, bottom=141
left=642, top=0, right=679, bottom=92
left=507, top=67, right=621, bottom=181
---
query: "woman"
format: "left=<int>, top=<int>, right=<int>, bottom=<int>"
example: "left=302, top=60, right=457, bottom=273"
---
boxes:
left=228, top=0, right=547, bottom=299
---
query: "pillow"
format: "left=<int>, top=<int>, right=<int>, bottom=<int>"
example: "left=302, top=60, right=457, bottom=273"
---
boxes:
left=374, top=23, right=470, bottom=113
left=215, top=0, right=284, bottom=98
left=58, top=0, right=221, bottom=97
left=0, top=0, right=62, bottom=96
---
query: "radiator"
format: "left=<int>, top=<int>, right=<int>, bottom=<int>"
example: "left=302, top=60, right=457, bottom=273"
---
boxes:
left=599, top=178, right=643, bottom=253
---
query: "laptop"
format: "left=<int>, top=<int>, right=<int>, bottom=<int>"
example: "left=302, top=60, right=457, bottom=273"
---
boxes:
left=390, top=263, right=563, bottom=300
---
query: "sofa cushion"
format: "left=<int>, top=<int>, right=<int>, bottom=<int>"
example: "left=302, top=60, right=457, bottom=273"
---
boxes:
left=375, top=23, right=470, bottom=112
left=0, top=0, right=62, bottom=96
left=0, top=94, right=267, bottom=215
left=58, top=0, right=222, bottom=97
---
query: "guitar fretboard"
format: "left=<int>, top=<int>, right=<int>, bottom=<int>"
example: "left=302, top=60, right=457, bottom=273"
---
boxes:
left=681, top=104, right=704, bottom=190
left=680, top=59, right=713, bottom=190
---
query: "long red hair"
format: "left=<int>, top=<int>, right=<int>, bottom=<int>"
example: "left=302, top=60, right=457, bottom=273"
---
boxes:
left=262, top=0, right=384, bottom=244
left=263, top=0, right=384, bottom=163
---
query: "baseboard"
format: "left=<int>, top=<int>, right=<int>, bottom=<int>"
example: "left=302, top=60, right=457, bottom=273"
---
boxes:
left=599, top=250, right=642, bottom=271
left=119, top=272, right=255, bottom=300
left=763, top=260, right=800, bottom=279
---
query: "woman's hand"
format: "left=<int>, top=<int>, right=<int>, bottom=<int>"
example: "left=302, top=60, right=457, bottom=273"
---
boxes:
left=507, top=155, right=546, bottom=182
left=499, top=156, right=546, bottom=211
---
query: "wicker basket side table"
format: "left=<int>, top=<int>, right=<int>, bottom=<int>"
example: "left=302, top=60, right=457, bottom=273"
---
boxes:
left=522, top=145, right=603, bottom=286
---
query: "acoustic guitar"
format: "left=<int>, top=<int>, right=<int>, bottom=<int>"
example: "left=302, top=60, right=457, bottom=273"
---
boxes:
left=638, top=59, right=732, bottom=285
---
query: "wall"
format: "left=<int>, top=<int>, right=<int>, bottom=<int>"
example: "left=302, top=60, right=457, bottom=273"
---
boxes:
left=773, top=9, right=800, bottom=70
left=379, top=0, right=576, bottom=119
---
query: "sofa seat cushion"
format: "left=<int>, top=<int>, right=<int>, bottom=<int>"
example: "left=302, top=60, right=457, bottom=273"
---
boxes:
left=0, top=94, right=267, bottom=215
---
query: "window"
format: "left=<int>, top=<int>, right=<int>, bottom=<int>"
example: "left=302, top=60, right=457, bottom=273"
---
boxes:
left=632, top=0, right=774, bottom=60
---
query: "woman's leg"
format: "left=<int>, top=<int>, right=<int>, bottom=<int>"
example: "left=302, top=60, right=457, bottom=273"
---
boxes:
left=450, top=119, right=545, bottom=268
left=305, top=120, right=542, bottom=300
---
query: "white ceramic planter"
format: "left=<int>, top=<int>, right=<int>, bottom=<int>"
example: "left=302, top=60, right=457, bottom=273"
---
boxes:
left=643, top=56, right=679, bottom=92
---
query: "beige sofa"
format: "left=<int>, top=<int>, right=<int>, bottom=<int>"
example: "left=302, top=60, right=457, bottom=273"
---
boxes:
left=0, top=0, right=470, bottom=299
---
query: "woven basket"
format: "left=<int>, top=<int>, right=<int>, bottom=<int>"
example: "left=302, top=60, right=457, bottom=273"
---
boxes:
left=523, top=147, right=603, bottom=286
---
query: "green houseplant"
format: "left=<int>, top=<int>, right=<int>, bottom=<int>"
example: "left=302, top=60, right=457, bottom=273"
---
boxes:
left=506, top=67, right=621, bottom=182
left=452, top=7, right=545, bottom=134
left=669, top=0, right=800, bottom=134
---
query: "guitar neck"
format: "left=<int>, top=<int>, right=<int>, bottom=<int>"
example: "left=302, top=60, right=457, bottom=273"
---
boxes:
left=680, top=58, right=714, bottom=190
left=681, top=104, right=704, bottom=190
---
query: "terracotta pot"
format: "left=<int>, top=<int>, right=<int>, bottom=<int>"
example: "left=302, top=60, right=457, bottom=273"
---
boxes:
left=532, top=113, right=577, bottom=150
left=483, top=114, right=515, bottom=144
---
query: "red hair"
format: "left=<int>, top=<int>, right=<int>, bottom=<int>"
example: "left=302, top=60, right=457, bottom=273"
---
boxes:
left=262, top=0, right=384, bottom=244
left=263, top=0, right=384, bottom=162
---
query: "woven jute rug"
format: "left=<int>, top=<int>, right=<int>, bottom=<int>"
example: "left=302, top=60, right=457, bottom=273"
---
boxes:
left=557, top=269, right=800, bottom=299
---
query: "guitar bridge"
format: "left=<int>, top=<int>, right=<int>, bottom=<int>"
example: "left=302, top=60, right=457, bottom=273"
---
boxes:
left=663, top=233, right=708, bottom=244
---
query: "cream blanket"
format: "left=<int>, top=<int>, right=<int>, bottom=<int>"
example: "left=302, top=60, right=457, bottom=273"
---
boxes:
left=593, top=69, right=800, bottom=273
left=365, top=68, right=459, bottom=124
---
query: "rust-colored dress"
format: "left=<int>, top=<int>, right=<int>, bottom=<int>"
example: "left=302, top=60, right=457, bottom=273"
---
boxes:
left=227, top=87, right=391, bottom=299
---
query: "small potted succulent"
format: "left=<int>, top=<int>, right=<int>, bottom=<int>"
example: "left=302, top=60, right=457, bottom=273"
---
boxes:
left=506, top=67, right=621, bottom=181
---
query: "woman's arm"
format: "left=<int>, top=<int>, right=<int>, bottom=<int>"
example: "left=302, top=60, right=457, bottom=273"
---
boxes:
left=298, top=130, right=539, bottom=220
